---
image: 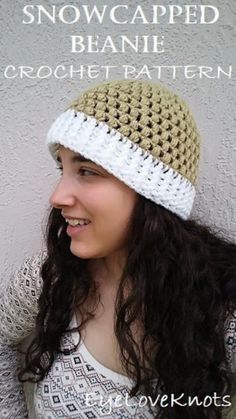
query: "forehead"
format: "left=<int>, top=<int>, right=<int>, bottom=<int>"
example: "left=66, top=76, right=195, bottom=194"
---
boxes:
left=55, top=145, right=113, bottom=177
left=56, top=145, right=95, bottom=165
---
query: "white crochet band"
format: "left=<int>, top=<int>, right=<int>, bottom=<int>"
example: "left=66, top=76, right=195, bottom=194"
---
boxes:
left=46, top=109, right=196, bottom=220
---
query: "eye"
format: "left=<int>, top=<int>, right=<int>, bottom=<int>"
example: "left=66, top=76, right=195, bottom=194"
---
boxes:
left=79, top=168, right=96, bottom=176
left=55, top=166, right=96, bottom=177
left=56, top=166, right=63, bottom=175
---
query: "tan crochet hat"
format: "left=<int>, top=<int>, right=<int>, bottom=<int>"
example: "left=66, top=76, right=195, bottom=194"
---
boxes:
left=46, top=80, right=200, bottom=219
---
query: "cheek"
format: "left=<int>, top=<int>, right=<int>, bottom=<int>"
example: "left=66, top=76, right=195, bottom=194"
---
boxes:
left=90, top=186, right=136, bottom=233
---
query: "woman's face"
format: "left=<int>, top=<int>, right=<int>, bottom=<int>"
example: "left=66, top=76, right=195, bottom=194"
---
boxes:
left=49, top=146, right=138, bottom=260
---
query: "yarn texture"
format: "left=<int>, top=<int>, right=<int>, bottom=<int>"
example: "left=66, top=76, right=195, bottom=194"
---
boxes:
left=46, top=80, right=201, bottom=219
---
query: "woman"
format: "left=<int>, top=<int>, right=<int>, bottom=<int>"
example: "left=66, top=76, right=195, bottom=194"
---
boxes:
left=0, top=80, right=236, bottom=419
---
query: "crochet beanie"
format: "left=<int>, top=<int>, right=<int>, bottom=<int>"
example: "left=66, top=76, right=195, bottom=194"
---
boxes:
left=46, top=80, right=200, bottom=220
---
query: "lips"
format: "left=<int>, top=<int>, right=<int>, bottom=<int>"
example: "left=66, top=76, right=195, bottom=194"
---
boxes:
left=66, top=219, right=90, bottom=226
left=66, top=222, right=90, bottom=237
left=62, top=214, right=90, bottom=220
left=62, top=214, right=91, bottom=223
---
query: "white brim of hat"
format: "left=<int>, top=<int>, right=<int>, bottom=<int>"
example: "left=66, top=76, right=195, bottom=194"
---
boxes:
left=46, top=109, right=195, bottom=220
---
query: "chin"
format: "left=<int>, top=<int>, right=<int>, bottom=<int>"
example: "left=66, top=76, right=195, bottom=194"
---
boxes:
left=69, top=242, right=97, bottom=259
left=70, top=248, right=91, bottom=259
left=70, top=242, right=110, bottom=260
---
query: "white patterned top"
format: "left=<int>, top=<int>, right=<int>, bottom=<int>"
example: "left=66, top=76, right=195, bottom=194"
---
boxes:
left=0, top=253, right=236, bottom=418
left=34, top=313, right=157, bottom=419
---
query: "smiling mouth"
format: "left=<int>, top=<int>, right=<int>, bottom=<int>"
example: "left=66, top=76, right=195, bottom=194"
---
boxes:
left=66, top=219, right=91, bottom=227
left=66, top=222, right=91, bottom=236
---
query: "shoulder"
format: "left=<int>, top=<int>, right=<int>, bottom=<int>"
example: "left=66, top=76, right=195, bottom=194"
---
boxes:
left=0, top=250, right=47, bottom=344
left=5, top=251, right=47, bottom=300
left=14, top=251, right=47, bottom=295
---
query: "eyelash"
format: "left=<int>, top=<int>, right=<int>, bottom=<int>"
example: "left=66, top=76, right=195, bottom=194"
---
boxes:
left=56, top=167, right=96, bottom=177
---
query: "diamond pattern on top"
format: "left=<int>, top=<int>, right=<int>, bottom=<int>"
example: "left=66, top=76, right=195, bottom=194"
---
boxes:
left=1, top=253, right=236, bottom=418
left=34, top=327, right=157, bottom=418
left=224, top=312, right=236, bottom=373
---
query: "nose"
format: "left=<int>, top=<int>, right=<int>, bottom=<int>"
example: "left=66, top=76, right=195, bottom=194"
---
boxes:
left=49, top=178, right=77, bottom=209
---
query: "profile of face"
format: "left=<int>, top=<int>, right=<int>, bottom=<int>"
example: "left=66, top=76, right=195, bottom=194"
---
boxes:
left=49, top=146, right=138, bottom=261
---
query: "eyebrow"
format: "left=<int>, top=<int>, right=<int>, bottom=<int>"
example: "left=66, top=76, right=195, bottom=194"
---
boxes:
left=56, top=153, right=94, bottom=165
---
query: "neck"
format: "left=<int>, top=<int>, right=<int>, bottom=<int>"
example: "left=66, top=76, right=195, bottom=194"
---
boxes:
left=88, top=251, right=127, bottom=288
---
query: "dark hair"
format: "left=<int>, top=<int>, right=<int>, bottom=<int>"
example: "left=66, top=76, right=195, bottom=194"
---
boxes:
left=18, top=195, right=236, bottom=418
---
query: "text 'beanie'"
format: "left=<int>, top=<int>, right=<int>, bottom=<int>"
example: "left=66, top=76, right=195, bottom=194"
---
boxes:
left=46, top=80, right=200, bottom=220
